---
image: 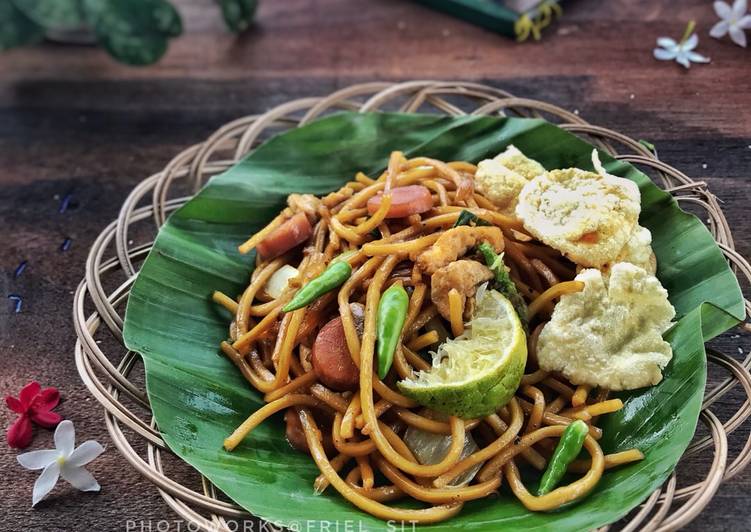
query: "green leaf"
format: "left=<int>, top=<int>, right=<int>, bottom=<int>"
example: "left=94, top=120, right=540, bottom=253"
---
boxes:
left=11, top=0, right=83, bottom=30
left=82, top=0, right=182, bottom=65
left=216, top=0, right=257, bottom=33
left=477, top=241, right=528, bottom=330
left=452, top=208, right=491, bottom=227
left=124, top=112, right=744, bottom=531
left=0, top=0, right=44, bottom=50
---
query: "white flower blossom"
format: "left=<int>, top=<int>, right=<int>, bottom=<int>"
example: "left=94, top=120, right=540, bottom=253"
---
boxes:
left=17, top=420, right=104, bottom=506
left=710, top=0, right=751, bottom=47
left=654, top=22, right=710, bottom=69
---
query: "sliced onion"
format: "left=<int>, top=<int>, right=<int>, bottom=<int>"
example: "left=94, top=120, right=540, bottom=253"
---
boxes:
left=403, top=415, right=481, bottom=486
left=263, top=264, right=299, bottom=299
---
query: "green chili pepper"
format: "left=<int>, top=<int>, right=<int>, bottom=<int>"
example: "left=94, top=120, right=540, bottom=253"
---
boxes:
left=453, top=209, right=491, bottom=228
left=282, top=260, right=352, bottom=312
left=376, top=283, right=410, bottom=379
left=477, top=242, right=528, bottom=330
left=537, top=419, right=589, bottom=496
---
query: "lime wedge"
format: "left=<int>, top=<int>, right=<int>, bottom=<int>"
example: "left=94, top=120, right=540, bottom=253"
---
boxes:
left=397, top=287, right=527, bottom=419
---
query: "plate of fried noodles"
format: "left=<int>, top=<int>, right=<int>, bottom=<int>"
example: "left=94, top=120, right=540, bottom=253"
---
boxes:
left=123, top=112, right=744, bottom=531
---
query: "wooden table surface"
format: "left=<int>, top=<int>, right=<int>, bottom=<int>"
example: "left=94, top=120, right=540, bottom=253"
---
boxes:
left=1, top=0, right=750, bottom=530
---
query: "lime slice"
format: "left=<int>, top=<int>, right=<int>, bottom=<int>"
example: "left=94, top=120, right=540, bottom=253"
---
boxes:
left=397, top=286, right=527, bottom=419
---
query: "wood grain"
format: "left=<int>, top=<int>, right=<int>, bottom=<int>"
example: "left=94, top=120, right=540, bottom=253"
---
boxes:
left=0, top=0, right=749, bottom=530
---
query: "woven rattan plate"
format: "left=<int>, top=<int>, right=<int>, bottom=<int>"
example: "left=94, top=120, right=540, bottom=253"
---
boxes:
left=73, top=81, right=751, bottom=531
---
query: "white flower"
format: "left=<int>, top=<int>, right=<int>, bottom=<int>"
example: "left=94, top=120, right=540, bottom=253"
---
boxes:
left=654, top=32, right=711, bottom=68
left=17, top=420, right=104, bottom=506
left=711, top=0, right=751, bottom=47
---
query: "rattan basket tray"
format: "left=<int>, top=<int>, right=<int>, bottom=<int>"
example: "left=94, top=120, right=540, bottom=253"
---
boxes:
left=73, top=81, right=751, bottom=531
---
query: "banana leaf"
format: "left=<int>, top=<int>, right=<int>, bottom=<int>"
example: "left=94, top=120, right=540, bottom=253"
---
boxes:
left=123, top=112, right=744, bottom=531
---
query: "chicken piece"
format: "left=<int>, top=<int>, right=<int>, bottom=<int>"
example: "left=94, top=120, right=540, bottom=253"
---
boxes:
left=430, top=260, right=493, bottom=321
left=287, top=193, right=322, bottom=222
left=415, top=226, right=503, bottom=275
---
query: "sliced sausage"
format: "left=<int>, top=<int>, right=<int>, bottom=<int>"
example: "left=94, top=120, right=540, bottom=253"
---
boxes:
left=256, top=213, right=313, bottom=260
left=367, top=185, right=434, bottom=219
left=311, top=305, right=365, bottom=392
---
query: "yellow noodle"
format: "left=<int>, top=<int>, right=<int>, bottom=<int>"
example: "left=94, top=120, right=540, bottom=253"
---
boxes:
left=263, top=370, right=317, bottom=403
left=224, top=394, right=323, bottom=451
left=238, top=209, right=290, bottom=254
left=568, top=449, right=644, bottom=473
left=448, top=288, right=464, bottom=337
left=571, top=384, right=592, bottom=408
left=362, top=233, right=441, bottom=257
left=212, top=291, right=239, bottom=313
left=503, top=433, right=604, bottom=511
left=377, top=457, right=501, bottom=504
left=407, top=330, right=440, bottom=351
left=561, top=399, right=624, bottom=420
left=434, top=398, right=524, bottom=488
left=340, top=391, right=361, bottom=440
left=314, top=453, right=351, bottom=494
left=298, top=408, right=463, bottom=523
left=356, top=455, right=375, bottom=489
left=527, top=281, right=585, bottom=321
left=353, top=194, right=392, bottom=235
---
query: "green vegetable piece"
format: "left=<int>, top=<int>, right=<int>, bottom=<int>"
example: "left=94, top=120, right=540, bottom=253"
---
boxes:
left=453, top=209, right=491, bottom=228
left=376, top=283, right=409, bottom=379
left=477, top=242, right=528, bottom=329
left=216, top=0, right=257, bottom=33
left=282, top=260, right=351, bottom=312
left=538, top=419, right=589, bottom=496
left=638, top=139, right=656, bottom=154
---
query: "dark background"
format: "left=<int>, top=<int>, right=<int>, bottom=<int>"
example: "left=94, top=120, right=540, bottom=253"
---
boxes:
left=1, top=0, right=750, bottom=530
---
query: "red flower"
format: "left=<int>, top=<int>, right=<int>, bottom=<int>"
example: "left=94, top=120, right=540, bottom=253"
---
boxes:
left=5, top=381, right=62, bottom=449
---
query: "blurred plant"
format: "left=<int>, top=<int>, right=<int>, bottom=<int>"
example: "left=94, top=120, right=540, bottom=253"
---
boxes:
left=0, top=0, right=257, bottom=65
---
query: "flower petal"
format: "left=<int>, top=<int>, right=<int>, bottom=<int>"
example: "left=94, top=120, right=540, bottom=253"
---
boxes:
left=683, top=33, right=699, bottom=50
left=657, top=37, right=678, bottom=49
left=31, top=388, right=60, bottom=412
left=710, top=20, right=731, bottom=38
left=30, top=410, right=62, bottom=429
left=714, top=1, right=733, bottom=19
left=730, top=25, right=748, bottom=46
left=54, top=420, right=75, bottom=457
left=738, top=15, right=751, bottom=29
left=7, top=414, right=33, bottom=449
left=687, top=51, right=711, bottom=63
left=32, top=462, right=60, bottom=506
left=676, top=54, right=691, bottom=68
left=68, top=440, right=105, bottom=467
left=19, top=382, right=41, bottom=409
left=17, top=449, right=59, bottom=470
left=60, top=465, right=100, bottom=492
left=654, top=47, right=678, bottom=60
left=6, top=395, right=25, bottom=414
left=732, top=0, right=747, bottom=18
